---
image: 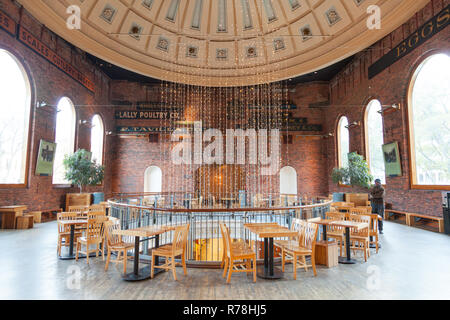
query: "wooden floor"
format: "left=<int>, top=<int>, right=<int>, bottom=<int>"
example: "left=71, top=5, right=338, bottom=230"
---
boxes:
left=1, top=221, right=449, bottom=300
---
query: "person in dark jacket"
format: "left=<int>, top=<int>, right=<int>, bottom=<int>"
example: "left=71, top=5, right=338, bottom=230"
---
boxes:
left=370, top=179, right=385, bottom=234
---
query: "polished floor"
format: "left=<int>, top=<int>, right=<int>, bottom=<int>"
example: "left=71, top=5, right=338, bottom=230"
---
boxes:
left=1, top=220, right=449, bottom=300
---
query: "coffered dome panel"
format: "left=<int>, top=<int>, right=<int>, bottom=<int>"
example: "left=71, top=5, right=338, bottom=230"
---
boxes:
left=18, top=0, right=430, bottom=86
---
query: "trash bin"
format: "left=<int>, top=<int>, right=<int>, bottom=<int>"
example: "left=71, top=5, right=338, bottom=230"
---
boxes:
left=92, top=192, right=104, bottom=204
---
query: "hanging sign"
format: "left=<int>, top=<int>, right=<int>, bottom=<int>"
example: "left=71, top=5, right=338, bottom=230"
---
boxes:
left=0, top=9, right=16, bottom=36
left=115, top=110, right=181, bottom=120
left=17, top=26, right=95, bottom=93
left=117, top=126, right=176, bottom=133
left=369, top=5, right=450, bottom=79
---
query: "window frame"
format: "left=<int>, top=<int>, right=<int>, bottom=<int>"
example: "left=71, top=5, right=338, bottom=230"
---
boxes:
left=336, top=115, right=351, bottom=188
left=90, top=113, right=105, bottom=166
left=406, top=50, right=450, bottom=191
left=52, top=96, right=77, bottom=187
left=0, top=48, right=34, bottom=189
left=364, top=98, right=386, bottom=184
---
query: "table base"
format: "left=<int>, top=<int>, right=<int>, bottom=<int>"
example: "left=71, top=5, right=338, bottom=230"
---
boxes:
left=257, top=266, right=283, bottom=279
left=338, top=256, right=357, bottom=264
left=58, top=251, right=100, bottom=260
left=122, top=263, right=167, bottom=281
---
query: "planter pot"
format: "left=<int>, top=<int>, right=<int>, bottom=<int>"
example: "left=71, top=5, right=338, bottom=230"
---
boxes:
left=66, top=193, right=92, bottom=211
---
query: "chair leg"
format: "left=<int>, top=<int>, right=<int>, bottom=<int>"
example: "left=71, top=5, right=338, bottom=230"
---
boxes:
left=182, top=252, right=187, bottom=276
left=376, top=235, right=379, bottom=253
left=171, top=257, right=177, bottom=281
left=223, top=257, right=229, bottom=278
left=105, top=248, right=111, bottom=271
left=311, top=255, right=317, bottom=276
left=302, top=256, right=308, bottom=271
left=281, top=248, right=285, bottom=272
left=253, top=257, right=256, bottom=283
left=86, top=244, right=90, bottom=265
left=293, top=254, right=297, bottom=280
left=227, top=260, right=233, bottom=283
left=151, top=252, right=155, bottom=279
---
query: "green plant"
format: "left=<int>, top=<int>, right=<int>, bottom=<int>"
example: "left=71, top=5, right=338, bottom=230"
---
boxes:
left=331, top=152, right=373, bottom=189
left=63, top=149, right=104, bottom=193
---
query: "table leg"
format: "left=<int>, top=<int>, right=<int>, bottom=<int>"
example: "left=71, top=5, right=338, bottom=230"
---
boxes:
left=322, top=225, right=327, bottom=241
left=338, top=227, right=357, bottom=264
left=69, top=225, right=75, bottom=256
left=123, top=236, right=151, bottom=281
left=257, top=237, right=283, bottom=279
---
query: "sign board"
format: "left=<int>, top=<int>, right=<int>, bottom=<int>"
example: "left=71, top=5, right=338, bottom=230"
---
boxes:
left=0, top=9, right=16, bottom=36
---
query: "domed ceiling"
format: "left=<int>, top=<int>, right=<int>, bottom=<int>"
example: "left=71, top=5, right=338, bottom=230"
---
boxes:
left=19, top=0, right=429, bottom=86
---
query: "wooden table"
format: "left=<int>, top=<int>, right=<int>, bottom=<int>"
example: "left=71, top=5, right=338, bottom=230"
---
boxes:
left=113, top=225, right=176, bottom=281
left=58, top=219, right=88, bottom=260
left=0, top=206, right=27, bottom=229
left=329, top=220, right=369, bottom=264
left=244, top=223, right=298, bottom=279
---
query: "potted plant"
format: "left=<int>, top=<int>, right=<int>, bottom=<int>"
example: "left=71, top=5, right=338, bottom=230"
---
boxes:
left=63, top=149, right=105, bottom=193
left=331, top=152, right=373, bottom=189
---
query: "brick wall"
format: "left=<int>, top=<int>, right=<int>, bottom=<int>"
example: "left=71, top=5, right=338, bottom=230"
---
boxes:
left=0, top=1, right=115, bottom=211
left=325, top=0, right=450, bottom=216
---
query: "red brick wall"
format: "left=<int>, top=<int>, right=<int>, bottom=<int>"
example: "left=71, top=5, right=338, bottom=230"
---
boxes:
left=326, top=0, right=450, bottom=216
left=0, top=2, right=114, bottom=211
left=110, top=80, right=329, bottom=198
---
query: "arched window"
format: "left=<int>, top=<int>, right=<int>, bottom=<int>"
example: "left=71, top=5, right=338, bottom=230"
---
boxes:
left=144, top=166, right=162, bottom=193
left=90, top=114, right=104, bottom=165
left=365, top=99, right=385, bottom=184
left=408, top=53, right=450, bottom=188
left=53, top=97, right=76, bottom=184
left=0, top=50, right=31, bottom=185
left=337, top=116, right=350, bottom=168
left=280, top=166, right=297, bottom=195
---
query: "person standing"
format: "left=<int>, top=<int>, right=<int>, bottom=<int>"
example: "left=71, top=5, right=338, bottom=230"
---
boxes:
left=370, top=179, right=385, bottom=234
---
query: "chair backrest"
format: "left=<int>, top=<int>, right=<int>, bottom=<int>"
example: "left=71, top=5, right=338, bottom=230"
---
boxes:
left=87, top=211, right=106, bottom=219
left=172, top=225, right=189, bottom=255
left=350, top=207, right=370, bottom=215
left=221, top=223, right=233, bottom=258
left=104, top=220, right=122, bottom=247
left=325, top=211, right=345, bottom=221
left=349, top=214, right=370, bottom=236
left=57, top=212, right=78, bottom=233
left=86, top=217, right=107, bottom=240
left=298, top=221, right=319, bottom=251
left=88, top=204, right=105, bottom=213
left=68, top=205, right=89, bottom=213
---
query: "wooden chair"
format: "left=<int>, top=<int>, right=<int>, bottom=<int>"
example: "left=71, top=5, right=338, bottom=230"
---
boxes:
left=219, top=223, right=247, bottom=269
left=57, top=212, right=82, bottom=256
left=281, top=220, right=319, bottom=280
left=220, top=223, right=256, bottom=284
left=349, top=214, right=371, bottom=262
left=151, top=224, right=190, bottom=281
left=104, top=220, right=134, bottom=274
left=274, top=219, right=302, bottom=250
left=325, top=211, right=346, bottom=256
left=75, top=216, right=108, bottom=264
left=364, top=213, right=380, bottom=253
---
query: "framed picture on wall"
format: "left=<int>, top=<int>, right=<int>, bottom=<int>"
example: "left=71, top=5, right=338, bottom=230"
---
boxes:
left=35, top=139, right=57, bottom=176
left=382, top=142, right=402, bottom=177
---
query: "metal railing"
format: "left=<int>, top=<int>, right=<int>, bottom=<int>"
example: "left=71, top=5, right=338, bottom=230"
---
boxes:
left=108, top=193, right=332, bottom=264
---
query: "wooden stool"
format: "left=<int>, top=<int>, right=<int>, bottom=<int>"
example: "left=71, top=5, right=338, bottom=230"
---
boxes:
left=315, top=240, right=338, bottom=268
left=16, top=215, right=34, bottom=229
left=29, top=211, right=42, bottom=223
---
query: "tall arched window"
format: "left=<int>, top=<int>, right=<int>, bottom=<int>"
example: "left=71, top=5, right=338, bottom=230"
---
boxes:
left=0, top=50, right=31, bottom=185
left=365, top=99, right=386, bottom=184
left=144, top=166, right=162, bottom=193
left=90, top=114, right=104, bottom=165
left=408, top=53, right=450, bottom=188
left=280, top=166, right=297, bottom=195
left=337, top=116, right=350, bottom=168
left=53, top=97, right=76, bottom=184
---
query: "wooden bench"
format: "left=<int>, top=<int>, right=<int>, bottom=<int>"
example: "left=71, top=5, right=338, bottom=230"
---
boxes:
left=407, top=212, right=444, bottom=233
left=385, top=209, right=444, bottom=233
left=16, top=215, right=34, bottom=229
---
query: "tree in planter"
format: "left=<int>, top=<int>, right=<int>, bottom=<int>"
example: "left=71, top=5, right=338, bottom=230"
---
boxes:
left=63, top=149, right=104, bottom=193
left=331, top=152, right=374, bottom=189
